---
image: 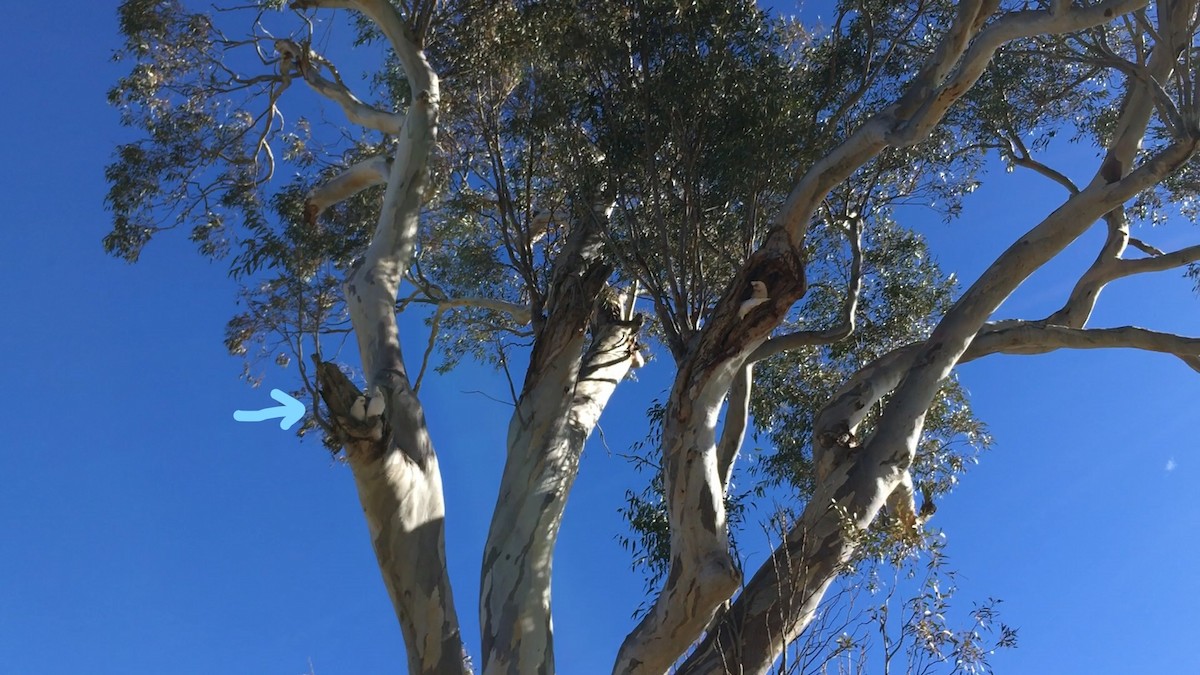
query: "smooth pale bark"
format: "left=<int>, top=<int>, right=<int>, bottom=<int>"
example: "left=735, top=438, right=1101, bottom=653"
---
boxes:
left=293, top=0, right=468, bottom=672
left=678, top=319, right=1200, bottom=675
left=315, top=361, right=467, bottom=674
left=280, top=3, right=1195, bottom=673
left=657, top=3, right=1189, bottom=673
left=860, top=0, right=1196, bottom=503
left=774, top=0, right=1151, bottom=240
left=1046, top=1, right=1193, bottom=328
left=678, top=22, right=1199, bottom=669
left=617, top=4, right=1155, bottom=673
left=715, top=363, right=752, bottom=492
left=481, top=213, right=640, bottom=674
left=614, top=229, right=807, bottom=675
left=304, top=155, right=392, bottom=226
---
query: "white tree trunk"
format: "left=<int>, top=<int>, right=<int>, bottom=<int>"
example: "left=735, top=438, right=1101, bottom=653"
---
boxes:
left=615, top=231, right=807, bottom=675
left=300, top=0, right=470, bottom=671
left=481, top=213, right=642, bottom=674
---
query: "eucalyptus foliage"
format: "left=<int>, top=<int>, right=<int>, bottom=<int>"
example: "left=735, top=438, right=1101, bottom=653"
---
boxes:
left=106, top=1, right=1200, bottom=673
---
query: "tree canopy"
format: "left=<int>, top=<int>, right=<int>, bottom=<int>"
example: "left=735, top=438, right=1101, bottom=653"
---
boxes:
left=107, top=0, right=1200, bottom=672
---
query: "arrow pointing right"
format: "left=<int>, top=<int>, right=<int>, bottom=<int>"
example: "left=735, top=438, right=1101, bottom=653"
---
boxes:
left=233, top=389, right=306, bottom=430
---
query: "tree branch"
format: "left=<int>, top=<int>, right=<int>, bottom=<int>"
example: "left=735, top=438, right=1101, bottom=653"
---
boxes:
left=1049, top=216, right=1200, bottom=328
left=868, top=1, right=1198, bottom=478
left=341, top=0, right=435, bottom=97
left=887, top=0, right=1152, bottom=146
left=970, top=323, right=1200, bottom=366
left=288, top=1, right=461, bottom=671
left=1004, top=131, right=1080, bottom=194
left=1045, top=209, right=1131, bottom=327
left=275, top=39, right=403, bottom=134
left=777, top=0, right=1148, bottom=242
left=749, top=219, right=863, bottom=363
left=437, top=297, right=533, bottom=325
left=679, top=16, right=1195, bottom=664
left=1127, top=236, right=1166, bottom=256
left=304, top=155, right=391, bottom=226
left=481, top=212, right=633, bottom=674
left=716, top=363, right=752, bottom=492
left=1116, top=243, right=1200, bottom=276
left=682, top=315, right=1200, bottom=675
left=1044, top=3, right=1195, bottom=326
left=621, top=6, right=1156, bottom=673
left=313, top=360, right=468, bottom=674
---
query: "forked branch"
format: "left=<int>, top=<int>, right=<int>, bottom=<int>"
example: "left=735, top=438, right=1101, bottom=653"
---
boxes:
left=750, top=218, right=864, bottom=363
left=275, top=38, right=404, bottom=134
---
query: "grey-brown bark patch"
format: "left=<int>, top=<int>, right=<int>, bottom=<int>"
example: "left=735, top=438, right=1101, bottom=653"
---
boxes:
left=699, top=484, right=718, bottom=533
left=667, top=555, right=683, bottom=586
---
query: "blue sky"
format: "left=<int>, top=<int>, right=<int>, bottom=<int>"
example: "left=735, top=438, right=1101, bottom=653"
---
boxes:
left=1, top=2, right=1197, bottom=674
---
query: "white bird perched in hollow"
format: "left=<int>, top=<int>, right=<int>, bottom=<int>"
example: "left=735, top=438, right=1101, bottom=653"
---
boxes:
left=738, top=281, right=769, bottom=319
left=630, top=349, right=647, bottom=369
left=365, top=386, right=386, bottom=417
left=349, top=395, right=367, bottom=421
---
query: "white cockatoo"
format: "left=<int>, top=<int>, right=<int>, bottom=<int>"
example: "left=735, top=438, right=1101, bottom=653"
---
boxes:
left=365, top=386, right=386, bottom=417
left=738, top=281, right=769, bottom=319
left=630, top=349, right=646, bottom=369
left=349, top=396, right=367, bottom=421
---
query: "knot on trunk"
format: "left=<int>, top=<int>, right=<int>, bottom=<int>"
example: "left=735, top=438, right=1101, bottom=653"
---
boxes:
left=313, top=357, right=386, bottom=447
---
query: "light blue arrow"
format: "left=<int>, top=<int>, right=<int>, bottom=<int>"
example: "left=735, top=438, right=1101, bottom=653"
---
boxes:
left=233, top=389, right=306, bottom=430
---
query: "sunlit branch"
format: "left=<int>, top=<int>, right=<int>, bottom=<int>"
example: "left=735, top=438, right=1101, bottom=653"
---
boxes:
left=413, top=305, right=443, bottom=394
left=636, top=6, right=1159, bottom=673
left=1115, top=243, right=1200, bottom=276
left=971, top=323, right=1200, bottom=364
left=1127, top=236, right=1165, bottom=256
left=892, top=0, right=1151, bottom=143
left=304, top=155, right=391, bottom=226
left=436, top=297, right=533, bottom=325
left=816, top=320, right=1200, bottom=449
left=347, top=0, right=434, bottom=95
left=778, top=0, right=1149, bottom=239
left=1046, top=209, right=1130, bottom=327
left=1049, top=217, right=1200, bottom=329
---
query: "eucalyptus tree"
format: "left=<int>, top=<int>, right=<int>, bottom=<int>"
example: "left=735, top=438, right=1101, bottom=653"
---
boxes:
left=107, top=0, right=1200, bottom=674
